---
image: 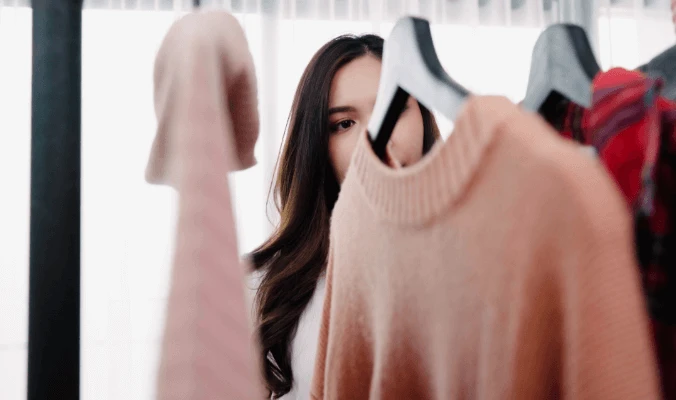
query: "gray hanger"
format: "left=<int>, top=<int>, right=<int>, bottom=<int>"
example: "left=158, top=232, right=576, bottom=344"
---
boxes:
left=368, top=16, right=470, bottom=160
left=522, top=23, right=601, bottom=113
left=638, top=44, right=676, bottom=101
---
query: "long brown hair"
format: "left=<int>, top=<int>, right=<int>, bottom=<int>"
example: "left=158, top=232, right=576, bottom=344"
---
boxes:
left=249, top=34, right=440, bottom=398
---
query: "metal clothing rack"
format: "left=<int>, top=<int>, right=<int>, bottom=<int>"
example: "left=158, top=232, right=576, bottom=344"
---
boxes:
left=27, top=1, right=83, bottom=399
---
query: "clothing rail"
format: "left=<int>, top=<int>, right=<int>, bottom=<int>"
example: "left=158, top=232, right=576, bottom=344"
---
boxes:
left=27, top=1, right=83, bottom=399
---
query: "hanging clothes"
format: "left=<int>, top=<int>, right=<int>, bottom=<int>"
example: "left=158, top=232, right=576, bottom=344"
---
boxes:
left=548, top=67, right=676, bottom=399
left=146, top=11, right=263, bottom=400
left=311, top=96, right=660, bottom=400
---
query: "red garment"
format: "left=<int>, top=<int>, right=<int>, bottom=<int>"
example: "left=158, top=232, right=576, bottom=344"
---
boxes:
left=551, top=67, right=676, bottom=399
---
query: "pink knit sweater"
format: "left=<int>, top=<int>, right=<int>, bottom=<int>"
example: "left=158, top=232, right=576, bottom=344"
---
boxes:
left=146, top=11, right=264, bottom=399
left=311, top=96, right=661, bottom=399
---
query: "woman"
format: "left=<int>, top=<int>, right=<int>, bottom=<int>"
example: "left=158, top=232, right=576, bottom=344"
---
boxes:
left=250, top=33, right=440, bottom=399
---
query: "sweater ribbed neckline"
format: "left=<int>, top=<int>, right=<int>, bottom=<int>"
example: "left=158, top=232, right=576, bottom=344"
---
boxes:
left=350, top=95, right=519, bottom=226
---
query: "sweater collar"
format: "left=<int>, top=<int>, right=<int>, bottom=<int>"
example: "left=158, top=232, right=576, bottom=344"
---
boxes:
left=349, top=95, right=519, bottom=225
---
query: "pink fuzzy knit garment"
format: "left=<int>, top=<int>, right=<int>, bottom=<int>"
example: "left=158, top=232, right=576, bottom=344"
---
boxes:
left=146, top=11, right=263, bottom=400
left=312, top=96, right=661, bottom=400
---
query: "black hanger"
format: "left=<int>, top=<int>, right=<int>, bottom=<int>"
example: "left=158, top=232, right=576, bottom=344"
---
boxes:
left=368, top=16, right=470, bottom=160
left=522, top=23, right=601, bottom=113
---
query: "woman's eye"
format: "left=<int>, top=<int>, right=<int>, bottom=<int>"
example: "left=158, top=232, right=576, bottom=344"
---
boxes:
left=330, top=119, right=355, bottom=133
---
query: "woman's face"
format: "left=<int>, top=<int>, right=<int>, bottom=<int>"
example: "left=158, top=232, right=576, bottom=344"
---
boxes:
left=327, top=55, right=425, bottom=183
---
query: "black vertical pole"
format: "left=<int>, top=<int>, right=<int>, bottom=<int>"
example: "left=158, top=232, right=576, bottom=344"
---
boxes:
left=28, top=1, right=83, bottom=400
left=193, top=0, right=201, bottom=8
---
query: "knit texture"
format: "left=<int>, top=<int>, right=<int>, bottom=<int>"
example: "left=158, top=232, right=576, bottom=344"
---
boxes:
left=311, top=96, right=661, bottom=400
left=147, top=11, right=264, bottom=400
left=552, top=67, right=676, bottom=399
left=147, top=11, right=259, bottom=185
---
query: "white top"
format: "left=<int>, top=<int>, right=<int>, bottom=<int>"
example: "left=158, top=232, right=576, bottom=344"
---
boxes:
left=280, top=276, right=326, bottom=400
left=248, top=273, right=326, bottom=400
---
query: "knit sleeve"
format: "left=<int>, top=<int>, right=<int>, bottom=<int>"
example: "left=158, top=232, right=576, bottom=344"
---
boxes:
left=553, top=167, right=661, bottom=399
left=310, top=240, right=334, bottom=400
left=146, top=11, right=259, bottom=188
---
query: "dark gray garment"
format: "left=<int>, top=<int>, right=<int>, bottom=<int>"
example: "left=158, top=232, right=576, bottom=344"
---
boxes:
left=637, top=44, right=676, bottom=101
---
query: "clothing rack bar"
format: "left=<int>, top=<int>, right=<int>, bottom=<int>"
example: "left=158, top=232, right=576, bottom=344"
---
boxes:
left=27, top=1, right=83, bottom=399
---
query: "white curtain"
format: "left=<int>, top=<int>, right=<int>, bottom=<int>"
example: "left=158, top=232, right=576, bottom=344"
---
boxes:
left=0, top=1, right=673, bottom=399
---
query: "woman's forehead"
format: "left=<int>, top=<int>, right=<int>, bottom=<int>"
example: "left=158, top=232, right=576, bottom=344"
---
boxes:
left=329, top=56, right=381, bottom=108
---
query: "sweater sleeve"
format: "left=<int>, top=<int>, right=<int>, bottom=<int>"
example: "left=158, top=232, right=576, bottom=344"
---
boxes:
left=554, top=166, right=661, bottom=399
left=146, top=11, right=258, bottom=188
left=310, top=240, right=334, bottom=400
left=149, top=11, right=265, bottom=400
